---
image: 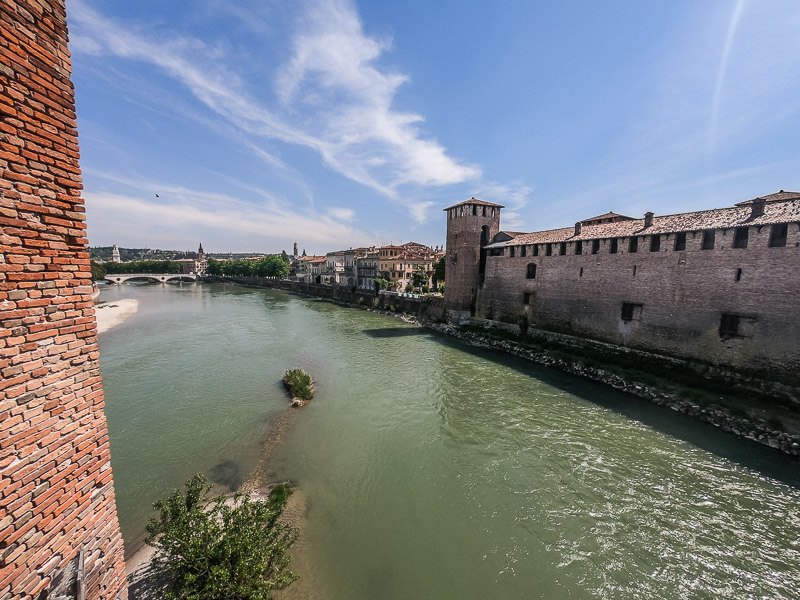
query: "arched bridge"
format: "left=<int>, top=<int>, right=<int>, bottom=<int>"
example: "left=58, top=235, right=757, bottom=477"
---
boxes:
left=104, top=273, right=198, bottom=285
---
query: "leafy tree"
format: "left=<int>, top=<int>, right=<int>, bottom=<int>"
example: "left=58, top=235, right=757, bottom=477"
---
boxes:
left=90, top=261, right=106, bottom=281
left=145, top=473, right=298, bottom=600
left=432, top=256, right=445, bottom=287
left=205, top=258, right=223, bottom=276
left=374, top=278, right=391, bottom=293
left=405, top=282, right=415, bottom=293
left=411, top=266, right=428, bottom=291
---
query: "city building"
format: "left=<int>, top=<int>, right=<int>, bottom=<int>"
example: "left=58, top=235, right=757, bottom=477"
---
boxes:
left=443, top=192, right=800, bottom=375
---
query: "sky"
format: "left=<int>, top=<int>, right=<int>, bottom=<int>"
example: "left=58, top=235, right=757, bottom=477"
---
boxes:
left=67, top=0, right=800, bottom=255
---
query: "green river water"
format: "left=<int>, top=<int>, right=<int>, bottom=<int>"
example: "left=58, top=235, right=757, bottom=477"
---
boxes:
left=97, top=283, right=800, bottom=600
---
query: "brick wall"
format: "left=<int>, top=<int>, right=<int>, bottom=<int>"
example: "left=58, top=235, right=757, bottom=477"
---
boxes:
left=476, top=225, right=800, bottom=376
left=444, top=204, right=501, bottom=315
left=0, top=1, right=127, bottom=599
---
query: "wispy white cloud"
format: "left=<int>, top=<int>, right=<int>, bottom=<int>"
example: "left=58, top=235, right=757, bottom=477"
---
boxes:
left=82, top=171, right=371, bottom=252
left=472, top=181, right=534, bottom=231
left=69, top=0, right=480, bottom=223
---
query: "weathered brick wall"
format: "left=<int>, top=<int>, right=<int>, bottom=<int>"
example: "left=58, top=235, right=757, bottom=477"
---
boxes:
left=477, top=225, right=800, bottom=375
left=0, top=1, right=127, bottom=598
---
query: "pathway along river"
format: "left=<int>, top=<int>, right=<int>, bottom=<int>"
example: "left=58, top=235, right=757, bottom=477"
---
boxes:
left=98, top=283, right=800, bottom=600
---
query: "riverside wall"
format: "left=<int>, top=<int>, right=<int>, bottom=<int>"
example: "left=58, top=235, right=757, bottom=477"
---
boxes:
left=0, top=2, right=127, bottom=599
left=202, top=276, right=447, bottom=320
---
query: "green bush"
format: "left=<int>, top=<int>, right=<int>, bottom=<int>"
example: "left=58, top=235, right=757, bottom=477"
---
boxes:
left=145, top=474, right=298, bottom=600
left=282, top=368, right=314, bottom=400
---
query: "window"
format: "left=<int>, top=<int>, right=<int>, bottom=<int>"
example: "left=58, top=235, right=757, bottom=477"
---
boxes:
left=523, top=292, right=532, bottom=304
left=719, top=314, right=740, bottom=339
left=472, top=204, right=477, bottom=216
left=521, top=245, right=527, bottom=257
left=509, top=246, right=515, bottom=258
left=674, top=232, right=686, bottom=251
left=533, top=245, right=539, bottom=257
left=526, top=263, right=537, bottom=279
left=733, top=227, right=748, bottom=249
left=579, top=267, right=583, bottom=277
left=702, top=230, right=715, bottom=250
left=592, top=239, right=600, bottom=254
left=490, top=248, right=505, bottom=256
left=621, top=302, right=643, bottom=322
left=545, top=244, right=552, bottom=256
left=483, top=206, right=486, bottom=216
left=633, top=265, right=637, bottom=276
left=735, top=268, right=742, bottom=282
left=769, top=223, right=788, bottom=248
left=650, top=235, right=661, bottom=252
left=451, top=252, right=457, bottom=264
left=575, top=241, right=583, bottom=255
left=559, top=242, right=567, bottom=256
left=629, top=237, right=638, bottom=253
left=610, top=238, right=618, bottom=254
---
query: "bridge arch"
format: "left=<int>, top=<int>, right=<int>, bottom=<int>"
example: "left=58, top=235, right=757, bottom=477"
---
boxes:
left=104, top=273, right=198, bottom=285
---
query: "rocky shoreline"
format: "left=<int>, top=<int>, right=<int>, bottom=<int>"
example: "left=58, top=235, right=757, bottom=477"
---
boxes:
left=424, top=321, right=800, bottom=458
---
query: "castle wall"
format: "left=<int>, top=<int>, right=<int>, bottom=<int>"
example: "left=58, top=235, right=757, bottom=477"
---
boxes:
left=0, top=1, right=127, bottom=598
left=477, top=225, right=800, bottom=376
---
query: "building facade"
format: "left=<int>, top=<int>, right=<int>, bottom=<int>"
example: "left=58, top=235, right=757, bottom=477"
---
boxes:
left=444, top=192, right=800, bottom=376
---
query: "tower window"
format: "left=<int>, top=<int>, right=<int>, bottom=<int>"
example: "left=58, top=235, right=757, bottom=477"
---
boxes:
left=769, top=223, right=788, bottom=247
left=575, top=241, right=583, bottom=255
left=523, top=292, right=532, bottom=304
left=521, top=245, right=527, bottom=257
left=510, top=246, right=515, bottom=258
left=545, top=244, right=552, bottom=256
left=473, top=204, right=477, bottom=215
left=735, top=268, right=742, bottom=282
left=674, top=232, right=686, bottom=251
left=533, top=245, right=539, bottom=256
left=650, top=235, right=661, bottom=252
left=591, top=239, right=600, bottom=254
left=719, top=314, right=740, bottom=339
left=702, top=230, right=715, bottom=250
left=733, top=227, right=748, bottom=249
left=559, top=242, right=567, bottom=256
left=579, top=267, right=583, bottom=277
left=609, top=238, right=618, bottom=254
left=451, top=252, right=457, bottom=264
left=526, top=263, right=537, bottom=279
left=629, top=237, right=638, bottom=253
left=621, top=302, right=643, bottom=322
left=483, top=206, right=486, bottom=216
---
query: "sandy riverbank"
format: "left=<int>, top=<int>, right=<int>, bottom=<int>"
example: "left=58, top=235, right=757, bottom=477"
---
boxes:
left=95, top=298, right=139, bottom=334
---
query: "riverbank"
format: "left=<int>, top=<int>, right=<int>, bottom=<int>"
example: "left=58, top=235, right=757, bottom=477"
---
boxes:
left=125, top=386, right=305, bottom=598
left=95, top=298, right=139, bottom=333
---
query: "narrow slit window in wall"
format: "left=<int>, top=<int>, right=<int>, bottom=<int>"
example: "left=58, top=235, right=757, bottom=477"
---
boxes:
left=702, top=230, right=715, bottom=250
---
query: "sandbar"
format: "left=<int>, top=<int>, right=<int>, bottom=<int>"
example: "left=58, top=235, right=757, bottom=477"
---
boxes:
left=95, top=298, right=139, bottom=334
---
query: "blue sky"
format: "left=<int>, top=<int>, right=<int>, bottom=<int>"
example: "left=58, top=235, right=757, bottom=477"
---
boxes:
left=68, top=0, right=800, bottom=254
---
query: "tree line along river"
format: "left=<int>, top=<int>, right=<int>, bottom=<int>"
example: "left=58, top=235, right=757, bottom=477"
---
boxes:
left=97, top=282, right=800, bottom=600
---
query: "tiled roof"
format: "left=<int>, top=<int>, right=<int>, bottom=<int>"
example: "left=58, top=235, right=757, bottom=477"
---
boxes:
left=507, top=196, right=800, bottom=246
left=443, top=197, right=505, bottom=210
left=581, top=211, right=635, bottom=224
left=735, top=190, right=800, bottom=205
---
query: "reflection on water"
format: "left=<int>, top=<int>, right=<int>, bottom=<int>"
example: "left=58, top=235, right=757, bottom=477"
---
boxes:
left=99, top=283, right=800, bottom=599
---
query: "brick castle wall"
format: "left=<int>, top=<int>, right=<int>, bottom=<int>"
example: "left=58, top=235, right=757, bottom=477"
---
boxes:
left=1, top=1, right=127, bottom=598
left=476, top=225, right=800, bottom=375
left=444, top=203, right=500, bottom=315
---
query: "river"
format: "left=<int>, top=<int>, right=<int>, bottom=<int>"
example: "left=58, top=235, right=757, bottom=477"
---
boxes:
left=97, top=282, right=800, bottom=600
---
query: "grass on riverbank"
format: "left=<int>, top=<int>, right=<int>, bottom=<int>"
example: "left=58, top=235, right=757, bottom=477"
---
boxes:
left=460, top=324, right=800, bottom=436
left=282, top=369, right=314, bottom=401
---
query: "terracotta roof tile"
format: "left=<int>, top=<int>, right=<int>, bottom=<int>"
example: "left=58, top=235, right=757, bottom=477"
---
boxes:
left=508, top=196, right=800, bottom=246
left=443, top=197, right=505, bottom=210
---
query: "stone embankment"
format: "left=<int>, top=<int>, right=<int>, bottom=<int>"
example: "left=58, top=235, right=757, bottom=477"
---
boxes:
left=425, top=322, right=800, bottom=458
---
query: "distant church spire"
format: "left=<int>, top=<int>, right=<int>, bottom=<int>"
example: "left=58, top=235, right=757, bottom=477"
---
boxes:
left=293, top=242, right=298, bottom=257
left=198, top=242, right=205, bottom=257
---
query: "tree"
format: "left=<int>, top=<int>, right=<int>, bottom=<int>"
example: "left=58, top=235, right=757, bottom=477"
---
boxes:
left=411, top=266, right=428, bottom=291
left=374, top=278, right=391, bottom=293
left=90, top=261, right=106, bottom=281
left=205, top=258, right=223, bottom=276
left=145, top=473, right=298, bottom=600
left=432, top=256, right=445, bottom=288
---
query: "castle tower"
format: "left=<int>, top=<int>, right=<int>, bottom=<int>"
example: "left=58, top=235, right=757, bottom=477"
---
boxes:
left=443, top=198, right=503, bottom=321
left=293, top=242, right=299, bottom=257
